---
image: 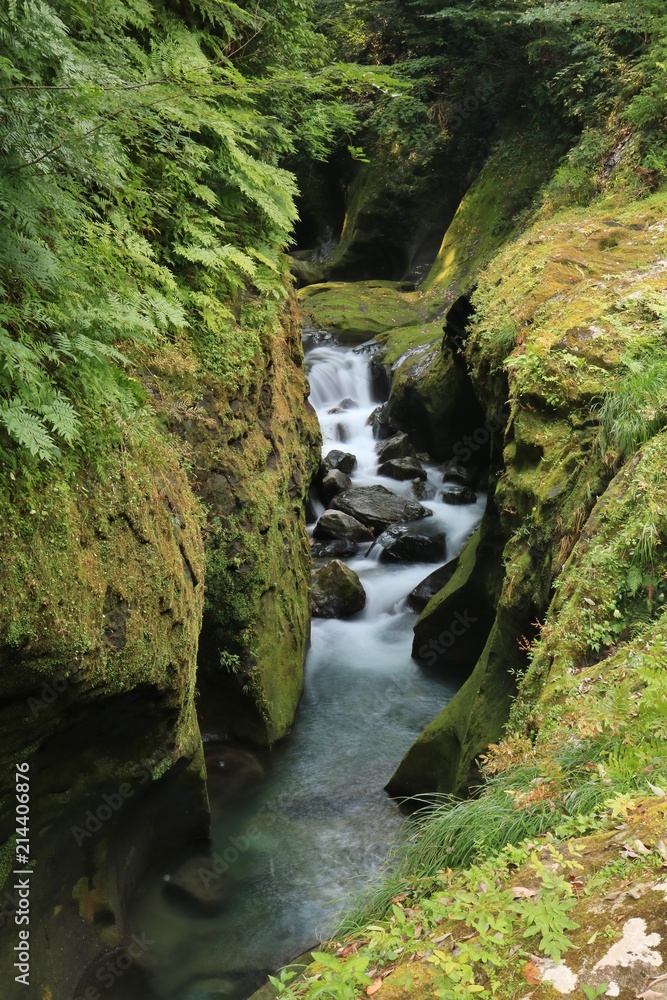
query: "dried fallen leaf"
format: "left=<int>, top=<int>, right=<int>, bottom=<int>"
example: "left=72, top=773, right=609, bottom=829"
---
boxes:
left=655, top=840, right=667, bottom=864
left=336, top=942, right=361, bottom=959
left=636, top=991, right=662, bottom=999
left=568, top=875, right=585, bottom=895
left=522, top=961, right=542, bottom=986
left=634, top=839, right=651, bottom=855
left=512, top=886, right=538, bottom=899
left=647, top=781, right=666, bottom=797
left=367, top=979, right=383, bottom=996
left=413, top=924, right=423, bottom=939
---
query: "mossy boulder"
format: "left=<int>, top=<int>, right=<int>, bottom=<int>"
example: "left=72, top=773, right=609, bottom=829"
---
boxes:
left=298, top=281, right=431, bottom=340
left=412, top=527, right=499, bottom=675
left=160, top=303, right=321, bottom=746
left=311, top=560, right=366, bottom=619
left=0, top=441, right=207, bottom=996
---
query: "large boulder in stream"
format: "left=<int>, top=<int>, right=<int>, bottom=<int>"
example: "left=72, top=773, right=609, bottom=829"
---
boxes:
left=311, top=560, right=366, bottom=619
left=313, top=510, right=374, bottom=543
left=378, top=456, right=427, bottom=481
left=331, top=485, right=432, bottom=533
left=376, top=526, right=446, bottom=564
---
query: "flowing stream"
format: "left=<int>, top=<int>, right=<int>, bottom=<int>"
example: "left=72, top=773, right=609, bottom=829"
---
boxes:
left=124, top=334, right=485, bottom=1000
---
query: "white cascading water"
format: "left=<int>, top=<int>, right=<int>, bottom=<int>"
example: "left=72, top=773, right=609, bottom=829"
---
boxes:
left=126, top=337, right=486, bottom=1000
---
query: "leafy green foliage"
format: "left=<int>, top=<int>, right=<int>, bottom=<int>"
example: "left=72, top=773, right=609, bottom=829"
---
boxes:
left=0, top=0, right=371, bottom=462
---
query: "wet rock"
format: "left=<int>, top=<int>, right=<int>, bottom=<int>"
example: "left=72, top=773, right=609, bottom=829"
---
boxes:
left=338, top=398, right=357, bottom=410
left=311, top=538, right=358, bottom=559
left=441, top=460, right=479, bottom=488
left=375, top=431, right=415, bottom=463
left=407, top=559, right=461, bottom=613
left=331, top=485, right=433, bottom=532
left=368, top=403, right=394, bottom=440
left=441, top=485, right=477, bottom=505
left=311, top=560, right=366, bottom=619
left=323, top=449, right=357, bottom=475
left=163, top=855, right=232, bottom=915
left=313, top=510, right=374, bottom=543
left=321, top=469, right=352, bottom=503
left=412, top=479, right=436, bottom=501
left=376, top=526, right=446, bottom=564
left=378, top=457, right=427, bottom=481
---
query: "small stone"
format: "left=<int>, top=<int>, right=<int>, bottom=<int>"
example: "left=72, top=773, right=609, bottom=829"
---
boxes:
left=441, top=485, right=477, bottom=505
left=323, top=450, right=357, bottom=475
left=311, top=538, right=358, bottom=559
left=441, top=460, right=478, bottom=487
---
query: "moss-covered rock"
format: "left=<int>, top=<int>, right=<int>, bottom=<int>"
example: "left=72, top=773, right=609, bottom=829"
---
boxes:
left=157, top=302, right=321, bottom=746
left=311, top=560, right=366, bottom=619
left=0, top=440, right=207, bottom=996
left=298, top=280, right=431, bottom=340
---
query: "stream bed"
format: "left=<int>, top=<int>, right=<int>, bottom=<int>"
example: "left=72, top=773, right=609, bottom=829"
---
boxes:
left=125, top=334, right=485, bottom=1000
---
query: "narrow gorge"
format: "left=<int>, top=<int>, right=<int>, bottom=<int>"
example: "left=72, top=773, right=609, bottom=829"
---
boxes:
left=2, top=3, right=667, bottom=1000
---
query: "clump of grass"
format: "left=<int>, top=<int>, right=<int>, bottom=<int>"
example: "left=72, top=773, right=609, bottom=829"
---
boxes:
left=339, top=734, right=655, bottom=934
left=598, top=357, right=667, bottom=457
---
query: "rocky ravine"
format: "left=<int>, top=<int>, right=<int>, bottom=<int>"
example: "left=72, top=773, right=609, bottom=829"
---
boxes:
left=0, top=299, right=320, bottom=998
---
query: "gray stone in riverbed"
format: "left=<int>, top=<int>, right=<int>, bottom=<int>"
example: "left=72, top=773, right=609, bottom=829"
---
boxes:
left=313, top=510, right=374, bottom=543
left=320, top=469, right=352, bottom=503
left=376, top=525, right=446, bottom=564
left=331, top=484, right=432, bottom=532
left=311, top=538, right=358, bottom=559
left=441, top=459, right=479, bottom=488
left=441, top=485, right=477, bottom=505
left=323, top=449, right=357, bottom=475
left=378, top=456, right=427, bottom=481
left=375, top=431, right=415, bottom=463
